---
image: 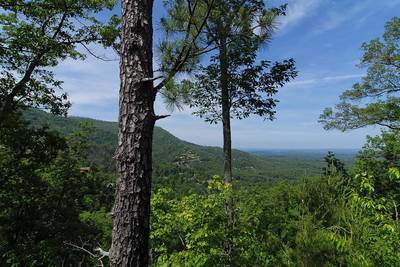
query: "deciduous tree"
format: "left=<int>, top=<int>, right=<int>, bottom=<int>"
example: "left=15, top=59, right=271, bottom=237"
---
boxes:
left=0, top=0, right=120, bottom=126
left=320, top=17, right=400, bottom=131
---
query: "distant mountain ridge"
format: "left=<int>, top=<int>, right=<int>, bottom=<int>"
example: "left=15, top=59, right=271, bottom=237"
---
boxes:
left=23, top=109, right=355, bottom=188
left=249, top=149, right=357, bottom=162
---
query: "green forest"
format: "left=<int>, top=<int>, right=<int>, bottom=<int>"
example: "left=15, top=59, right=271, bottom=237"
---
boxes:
left=1, top=1, right=399, bottom=266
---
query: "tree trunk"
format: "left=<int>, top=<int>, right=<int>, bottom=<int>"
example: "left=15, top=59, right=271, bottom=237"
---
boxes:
left=110, top=0, right=155, bottom=266
left=218, top=28, right=234, bottom=267
left=219, top=36, right=232, bottom=184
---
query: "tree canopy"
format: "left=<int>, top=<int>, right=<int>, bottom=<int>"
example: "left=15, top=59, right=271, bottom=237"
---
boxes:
left=189, top=55, right=297, bottom=123
left=186, top=1, right=297, bottom=123
left=320, top=17, right=400, bottom=131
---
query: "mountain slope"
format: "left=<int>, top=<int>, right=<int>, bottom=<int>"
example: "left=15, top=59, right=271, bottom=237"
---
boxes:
left=23, top=109, right=340, bottom=189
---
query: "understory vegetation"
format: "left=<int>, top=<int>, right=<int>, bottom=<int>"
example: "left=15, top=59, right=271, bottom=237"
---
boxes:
left=1, top=113, right=399, bottom=266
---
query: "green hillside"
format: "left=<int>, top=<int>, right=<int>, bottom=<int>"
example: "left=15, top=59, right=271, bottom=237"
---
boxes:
left=23, top=109, right=348, bottom=191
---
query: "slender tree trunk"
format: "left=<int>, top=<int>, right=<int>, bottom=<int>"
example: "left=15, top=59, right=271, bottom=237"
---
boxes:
left=219, top=29, right=234, bottom=267
left=110, top=0, right=155, bottom=266
left=219, top=36, right=232, bottom=184
left=222, top=104, right=233, bottom=183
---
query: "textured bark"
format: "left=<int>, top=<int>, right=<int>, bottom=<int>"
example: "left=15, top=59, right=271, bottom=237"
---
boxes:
left=110, top=0, right=155, bottom=266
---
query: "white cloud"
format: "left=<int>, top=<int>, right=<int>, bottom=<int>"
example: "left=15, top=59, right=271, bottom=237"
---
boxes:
left=53, top=46, right=120, bottom=120
left=277, top=0, right=322, bottom=32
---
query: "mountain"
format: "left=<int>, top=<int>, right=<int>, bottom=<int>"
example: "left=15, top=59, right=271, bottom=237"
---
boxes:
left=23, top=109, right=355, bottom=191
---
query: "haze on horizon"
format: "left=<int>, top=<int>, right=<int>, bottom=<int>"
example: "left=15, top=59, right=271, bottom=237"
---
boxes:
left=54, top=0, right=400, bottom=150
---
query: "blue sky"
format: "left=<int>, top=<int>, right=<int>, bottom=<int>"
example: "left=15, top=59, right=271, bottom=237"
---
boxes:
left=55, top=0, right=400, bottom=149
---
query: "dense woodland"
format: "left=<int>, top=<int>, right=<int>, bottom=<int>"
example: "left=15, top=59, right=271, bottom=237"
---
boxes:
left=0, top=0, right=399, bottom=266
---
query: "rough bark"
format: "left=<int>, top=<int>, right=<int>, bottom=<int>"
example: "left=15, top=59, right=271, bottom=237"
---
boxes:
left=110, top=0, right=155, bottom=266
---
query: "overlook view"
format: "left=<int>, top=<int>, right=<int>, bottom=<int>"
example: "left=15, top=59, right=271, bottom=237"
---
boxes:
left=1, top=0, right=399, bottom=266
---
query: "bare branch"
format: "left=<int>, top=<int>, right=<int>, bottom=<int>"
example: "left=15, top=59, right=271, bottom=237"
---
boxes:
left=64, top=242, right=97, bottom=258
left=94, top=247, right=110, bottom=258
left=155, top=114, right=171, bottom=120
left=377, top=122, right=400, bottom=130
left=140, top=75, right=164, bottom=83
left=64, top=242, right=108, bottom=267
left=81, top=43, right=119, bottom=62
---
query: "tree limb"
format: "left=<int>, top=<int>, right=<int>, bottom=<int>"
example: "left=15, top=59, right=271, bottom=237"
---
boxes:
left=155, top=114, right=171, bottom=120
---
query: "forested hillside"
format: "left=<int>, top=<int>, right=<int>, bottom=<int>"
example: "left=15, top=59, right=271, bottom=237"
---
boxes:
left=24, top=109, right=346, bottom=191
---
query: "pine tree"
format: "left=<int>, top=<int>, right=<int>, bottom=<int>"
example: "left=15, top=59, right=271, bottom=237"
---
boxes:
left=110, top=0, right=215, bottom=265
left=162, top=1, right=297, bottom=264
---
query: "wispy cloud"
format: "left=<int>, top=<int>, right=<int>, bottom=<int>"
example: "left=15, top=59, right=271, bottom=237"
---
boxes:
left=286, top=73, right=363, bottom=88
left=322, top=74, right=363, bottom=81
left=315, top=0, right=400, bottom=34
left=277, top=0, right=322, bottom=32
left=315, top=2, right=368, bottom=33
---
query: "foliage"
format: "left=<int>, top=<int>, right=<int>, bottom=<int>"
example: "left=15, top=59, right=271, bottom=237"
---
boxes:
left=151, top=177, right=227, bottom=266
left=150, top=151, right=400, bottom=266
left=161, top=0, right=297, bottom=123
left=0, top=0, right=120, bottom=125
left=158, top=0, right=214, bottom=74
left=148, top=131, right=400, bottom=266
left=156, top=0, right=217, bottom=103
left=190, top=56, right=297, bottom=123
left=320, top=17, right=400, bottom=131
left=353, top=130, right=400, bottom=197
left=2, top=116, right=400, bottom=267
left=323, top=151, right=348, bottom=177
left=0, top=119, right=114, bottom=266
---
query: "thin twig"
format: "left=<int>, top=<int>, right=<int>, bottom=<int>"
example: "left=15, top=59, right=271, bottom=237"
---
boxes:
left=81, top=43, right=119, bottom=62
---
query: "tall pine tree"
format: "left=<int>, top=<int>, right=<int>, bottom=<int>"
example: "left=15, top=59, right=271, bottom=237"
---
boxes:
left=110, top=0, right=215, bottom=265
left=162, top=1, right=297, bottom=264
